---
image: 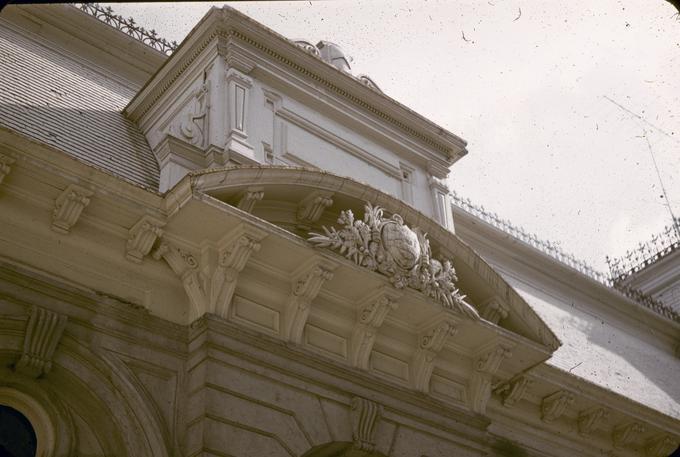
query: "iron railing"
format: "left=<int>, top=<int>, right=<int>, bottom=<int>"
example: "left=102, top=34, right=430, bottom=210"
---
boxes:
left=74, top=3, right=177, bottom=55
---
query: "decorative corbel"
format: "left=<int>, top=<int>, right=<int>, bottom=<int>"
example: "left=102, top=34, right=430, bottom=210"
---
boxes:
left=282, top=259, right=336, bottom=343
left=469, top=344, right=512, bottom=413
left=577, top=407, right=608, bottom=436
left=645, top=435, right=678, bottom=457
left=152, top=241, right=204, bottom=319
left=15, top=306, right=67, bottom=378
left=350, top=396, right=383, bottom=452
left=494, top=376, right=532, bottom=408
left=349, top=286, right=401, bottom=370
left=236, top=186, right=264, bottom=213
left=613, top=422, right=645, bottom=449
left=541, top=390, right=575, bottom=423
left=126, top=215, right=165, bottom=263
left=296, top=191, right=334, bottom=230
left=410, top=316, right=459, bottom=393
left=153, top=226, right=266, bottom=321
left=210, top=227, right=266, bottom=317
left=51, top=184, right=93, bottom=234
left=480, top=297, right=510, bottom=325
left=0, top=153, right=16, bottom=185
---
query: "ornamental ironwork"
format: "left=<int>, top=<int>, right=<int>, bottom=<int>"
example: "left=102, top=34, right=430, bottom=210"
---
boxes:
left=75, top=3, right=178, bottom=55
left=308, top=203, right=479, bottom=320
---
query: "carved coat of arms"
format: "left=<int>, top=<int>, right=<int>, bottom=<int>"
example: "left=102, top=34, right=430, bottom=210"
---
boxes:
left=308, top=203, right=480, bottom=320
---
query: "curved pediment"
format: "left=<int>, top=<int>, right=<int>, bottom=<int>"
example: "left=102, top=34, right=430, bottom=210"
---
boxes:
left=184, top=165, right=560, bottom=352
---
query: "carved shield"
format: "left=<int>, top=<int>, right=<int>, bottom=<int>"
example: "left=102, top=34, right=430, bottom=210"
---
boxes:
left=381, top=220, right=421, bottom=270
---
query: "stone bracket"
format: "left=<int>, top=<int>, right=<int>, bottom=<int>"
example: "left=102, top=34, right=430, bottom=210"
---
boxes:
left=51, top=184, right=93, bottom=234
left=152, top=225, right=266, bottom=321
left=350, top=396, right=383, bottom=452
left=236, top=186, right=264, bottom=213
left=296, top=191, right=334, bottom=229
left=469, top=344, right=512, bottom=414
left=577, top=407, right=608, bottom=436
left=126, top=215, right=165, bottom=263
left=480, top=296, right=510, bottom=325
left=349, top=286, right=401, bottom=370
left=613, top=422, right=645, bottom=449
left=15, top=306, right=68, bottom=378
left=410, top=315, right=459, bottom=393
left=494, top=375, right=532, bottom=408
left=645, top=434, right=678, bottom=457
left=282, top=258, right=337, bottom=344
left=541, top=390, right=575, bottom=423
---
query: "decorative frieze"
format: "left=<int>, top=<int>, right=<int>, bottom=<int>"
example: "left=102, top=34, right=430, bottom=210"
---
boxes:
left=51, top=184, right=93, bottom=234
left=126, top=215, right=165, bottom=263
left=0, top=153, right=15, bottom=185
left=645, top=435, right=678, bottom=457
left=612, top=422, right=645, bottom=449
left=309, top=202, right=478, bottom=320
left=410, top=317, right=458, bottom=392
left=349, top=286, right=401, bottom=370
left=296, top=191, right=334, bottom=229
left=494, top=376, right=532, bottom=408
left=577, top=407, right=608, bottom=436
left=350, top=396, right=383, bottom=452
left=469, top=345, right=512, bottom=413
left=15, top=306, right=67, bottom=378
left=236, top=187, right=264, bottom=213
left=541, top=390, right=575, bottom=423
left=282, top=260, right=336, bottom=344
left=480, top=297, right=510, bottom=325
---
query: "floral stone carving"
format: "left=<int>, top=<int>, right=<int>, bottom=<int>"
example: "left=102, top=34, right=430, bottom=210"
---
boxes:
left=308, top=203, right=479, bottom=320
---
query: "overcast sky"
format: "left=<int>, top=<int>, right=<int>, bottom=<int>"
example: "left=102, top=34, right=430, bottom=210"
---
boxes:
left=102, top=1, right=680, bottom=273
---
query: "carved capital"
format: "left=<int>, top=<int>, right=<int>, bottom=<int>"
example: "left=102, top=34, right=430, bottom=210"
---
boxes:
left=126, top=215, right=165, bottom=263
left=0, top=153, right=16, bottom=185
left=613, top=422, right=645, bottom=448
left=350, top=397, right=383, bottom=452
left=494, top=376, right=532, bottom=408
left=541, top=390, right=575, bottom=423
left=283, top=259, right=337, bottom=343
left=480, top=297, right=510, bottom=324
left=236, top=186, right=264, bottom=213
left=577, top=407, right=608, bottom=436
left=349, top=286, right=401, bottom=370
left=15, top=306, right=67, bottom=378
left=296, top=191, right=334, bottom=229
left=645, top=435, right=678, bottom=457
left=51, top=184, right=93, bottom=234
left=410, top=317, right=458, bottom=392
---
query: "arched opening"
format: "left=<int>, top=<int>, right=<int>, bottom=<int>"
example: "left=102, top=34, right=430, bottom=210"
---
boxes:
left=0, top=405, right=37, bottom=457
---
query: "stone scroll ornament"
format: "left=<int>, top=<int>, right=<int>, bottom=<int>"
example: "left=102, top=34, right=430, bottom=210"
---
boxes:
left=308, top=203, right=480, bottom=320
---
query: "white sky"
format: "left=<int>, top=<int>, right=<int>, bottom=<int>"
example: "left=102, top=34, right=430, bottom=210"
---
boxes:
left=103, top=1, right=680, bottom=272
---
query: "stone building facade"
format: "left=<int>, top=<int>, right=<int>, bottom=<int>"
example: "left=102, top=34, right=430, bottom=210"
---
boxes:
left=0, top=4, right=678, bottom=457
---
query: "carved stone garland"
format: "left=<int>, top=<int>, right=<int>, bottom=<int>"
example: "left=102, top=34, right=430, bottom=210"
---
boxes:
left=309, top=203, right=479, bottom=320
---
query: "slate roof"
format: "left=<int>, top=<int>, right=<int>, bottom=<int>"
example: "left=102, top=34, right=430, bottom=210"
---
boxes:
left=0, top=23, right=160, bottom=190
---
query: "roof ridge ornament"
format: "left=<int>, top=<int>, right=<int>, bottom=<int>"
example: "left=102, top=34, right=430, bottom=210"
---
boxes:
left=308, top=202, right=479, bottom=320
